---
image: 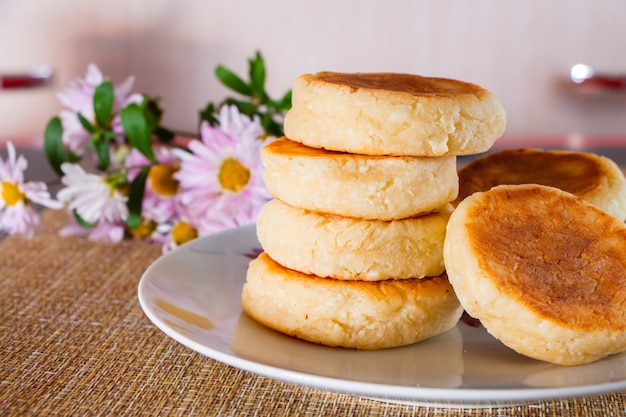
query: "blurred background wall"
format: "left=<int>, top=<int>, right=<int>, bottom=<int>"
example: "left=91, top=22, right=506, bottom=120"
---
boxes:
left=1, top=0, right=626, bottom=146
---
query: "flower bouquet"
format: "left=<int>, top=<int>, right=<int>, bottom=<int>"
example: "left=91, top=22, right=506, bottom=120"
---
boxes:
left=0, top=52, right=291, bottom=251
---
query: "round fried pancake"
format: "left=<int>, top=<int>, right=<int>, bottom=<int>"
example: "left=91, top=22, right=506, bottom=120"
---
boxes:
left=444, top=184, right=626, bottom=365
left=242, top=252, right=463, bottom=350
left=261, top=137, right=458, bottom=220
left=283, top=72, right=506, bottom=157
left=257, top=199, right=452, bottom=281
left=455, top=148, right=626, bottom=220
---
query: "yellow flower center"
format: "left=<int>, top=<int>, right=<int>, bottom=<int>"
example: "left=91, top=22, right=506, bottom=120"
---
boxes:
left=218, top=157, right=250, bottom=193
left=148, top=164, right=179, bottom=197
left=172, top=222, right=198, bottom=246
left=130, top=219, right=157, bottom=239
left=105, top=172, right=129, bottom=196
left=1, top=181, right=26, bottom=206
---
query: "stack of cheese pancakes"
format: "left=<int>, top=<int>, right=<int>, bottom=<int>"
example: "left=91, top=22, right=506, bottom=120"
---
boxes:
left=242, top=72, right=506, bottom=350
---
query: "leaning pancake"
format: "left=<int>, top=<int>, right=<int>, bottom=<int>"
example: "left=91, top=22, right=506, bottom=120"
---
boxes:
left=284, top=72, right=506, bottom=156
left=242, top=252, right=463, bottom=350
left=257, top=199, right=451, bottom=281
left=261, top=137, right=458, bottom=220
left=455, top=148, right=626, bottom=220
left=444, top=184, right=626, bottom=365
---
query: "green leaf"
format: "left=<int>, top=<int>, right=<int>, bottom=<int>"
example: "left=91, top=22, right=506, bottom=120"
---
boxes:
left=102, top=130, right=118, bottom=141
left=73, top=209, right=97, bottom=229
left=77, top=112, right=95, bottom=133
left=154, top=126, right=175, bottom=143
left=66, top=151, right=80, bottom=163
left=121, top=103, right=156, bottom=162
left=126, top=166, right=150, bottom=230
left=199, top=102, right=219, bottom=126
left=261, top=114, right=283, bottom=137
left=215, top=65, right=252, bottom=96
left=43, top=117, right=66, bottom=176
left=93, top=140, right=110, bottom=171
left=142, top=97, right=163, bottom=133
left=94, top=81, right=114, bottom=128
left=203, top=51, right=292, bottom=138
left=279, top=89, right=292, bottom=110
left=249, top=51, right=266, bottom=99
left=223, top=98, right=257, bottom=116
left=259, top=112, right=273, bottom=134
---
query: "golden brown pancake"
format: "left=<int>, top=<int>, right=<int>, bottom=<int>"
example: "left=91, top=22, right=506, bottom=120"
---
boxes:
left=257, top=199, right=452, bottom=281
left=242, top=252, right=463, bottom=350
left=284, top=72, right=506, bottom=156
left=261, top=137, right=458, bottom=220
left=455, top=148, right=626, bottom=220
left=444, top=184, right=626, bottom=365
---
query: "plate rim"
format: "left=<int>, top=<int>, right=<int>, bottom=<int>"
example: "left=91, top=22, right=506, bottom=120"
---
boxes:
left=137, top=225, right=626, bottom=408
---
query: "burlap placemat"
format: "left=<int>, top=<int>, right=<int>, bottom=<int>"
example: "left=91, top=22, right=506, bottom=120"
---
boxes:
left=1, top=209, right=625, bottom=416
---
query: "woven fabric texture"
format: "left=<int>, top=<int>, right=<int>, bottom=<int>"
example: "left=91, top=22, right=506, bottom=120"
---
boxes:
left=1, top=210, right=626, bottom=416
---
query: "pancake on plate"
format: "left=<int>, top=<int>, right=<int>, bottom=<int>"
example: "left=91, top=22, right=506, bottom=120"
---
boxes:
left=261, top=137, right=458, bottom=220
left=242, top=253, right=463, bottom=350
left=284, top=72, right=506, bottom=157
left=455, top=148, right=626, bottom=220
left=445, top=184, right=626, bottom=365
left=257, top=199, right=452, bottom=281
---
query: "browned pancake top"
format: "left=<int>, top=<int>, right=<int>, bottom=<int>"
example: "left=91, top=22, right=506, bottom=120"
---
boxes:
left=465, top=184, right=626, bottom=331
left=313, top=72, right=485, bottom=97
left=260, top=252, right=453, bottom=299
left=263, top=137, right=415, bottom=162
left=263, top=137, right=342, bottom=157
left=457, top=149, right=607, bottom=203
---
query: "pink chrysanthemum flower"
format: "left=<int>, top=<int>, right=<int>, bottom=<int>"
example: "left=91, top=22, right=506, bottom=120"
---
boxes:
left=57, top=63, right=142, bottom=155
left=56, top=163, right=128, bottom=242
left=123, top=147, right=186, bottom=245
left=160, top=219, right=199, bottom=254
left=173, top=105, right=273, bottom=236
left=125, top=147, right=180, bottom=225
left=0, top=142, right=63, bottom=237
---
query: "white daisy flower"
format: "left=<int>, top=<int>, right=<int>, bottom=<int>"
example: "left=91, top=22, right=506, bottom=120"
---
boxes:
left=57, top=163, right=128, bottom=225
left=0, top=142, right=62, bottom=237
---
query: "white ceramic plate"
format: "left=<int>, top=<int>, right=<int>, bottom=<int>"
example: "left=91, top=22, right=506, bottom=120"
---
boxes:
left=138, top=225, right=626, bottom=408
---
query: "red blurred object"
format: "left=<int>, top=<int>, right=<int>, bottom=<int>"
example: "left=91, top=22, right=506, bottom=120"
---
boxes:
left=0, top=66, right=53, bottom=89
left=569, top=64, right=626, bottom=93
